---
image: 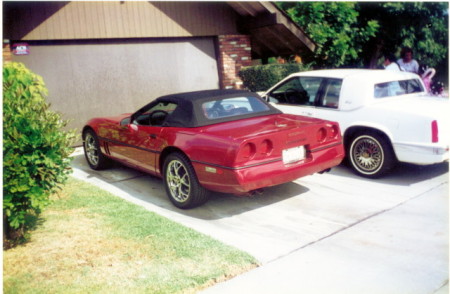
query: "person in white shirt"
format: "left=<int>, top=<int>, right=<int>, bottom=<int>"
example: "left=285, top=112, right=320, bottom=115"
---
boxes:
left=397, top=47, right=419, bottom=74
left=383, top=53, right=401, bottom=71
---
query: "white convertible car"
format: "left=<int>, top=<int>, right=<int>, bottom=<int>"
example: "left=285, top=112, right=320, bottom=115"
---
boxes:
left=262, top=69, right=449, bottom=178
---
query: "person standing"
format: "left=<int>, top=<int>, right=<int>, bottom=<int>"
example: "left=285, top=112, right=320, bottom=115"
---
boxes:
left=383, top=53, right=401, bottom=71
left=397, top=47, right=419, bottom=74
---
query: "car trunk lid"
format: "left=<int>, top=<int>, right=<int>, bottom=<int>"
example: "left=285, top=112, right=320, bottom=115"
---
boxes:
left=201, top=114, right=342, bottom=168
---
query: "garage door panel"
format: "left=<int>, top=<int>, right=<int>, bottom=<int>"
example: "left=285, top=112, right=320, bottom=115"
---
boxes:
left=12, top=38, right=219, bottom=137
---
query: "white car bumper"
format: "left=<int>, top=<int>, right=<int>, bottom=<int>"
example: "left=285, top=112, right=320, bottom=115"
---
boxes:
left=394, top=142, right=449, bottom=165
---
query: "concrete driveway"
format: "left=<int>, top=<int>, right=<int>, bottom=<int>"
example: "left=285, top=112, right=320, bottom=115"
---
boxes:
left=71, top=148, right=448, bottom=293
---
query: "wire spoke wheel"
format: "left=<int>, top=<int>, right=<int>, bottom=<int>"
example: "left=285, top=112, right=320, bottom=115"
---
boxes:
left=349, top=132, right=395, bottom=178
left=166, top=160, right=191, bottom=203
left=352, top=137, right=383, bottom=172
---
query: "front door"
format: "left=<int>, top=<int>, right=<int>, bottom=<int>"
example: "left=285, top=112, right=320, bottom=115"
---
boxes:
left=109, top=101, right=177, bottom=174
left=266, top=76, right=323, bottom=117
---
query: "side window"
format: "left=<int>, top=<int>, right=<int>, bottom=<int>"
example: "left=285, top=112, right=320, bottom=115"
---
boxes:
left=374, top=81, right=404, bottom=98
left=319, top=79, right=342, bottom=109
left=400, top=79, right=423, bottom=94
left=269, top=77, right=322, bottom=106
left=301, top=77, right=323, bottom=103
left=374, top=79, right=424, bottom=98
left=134, top=102, right=177, bottom=126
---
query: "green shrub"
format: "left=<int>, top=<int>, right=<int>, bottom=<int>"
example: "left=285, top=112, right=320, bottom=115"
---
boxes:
left=238, top=63, right=312, bottom=92
left=3, top=62, right=77, bottom=247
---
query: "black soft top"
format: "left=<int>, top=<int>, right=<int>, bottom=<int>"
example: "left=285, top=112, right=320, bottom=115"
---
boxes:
left=138, top=89, right=281, bottom=128
left=159, top=89, right=250, bottom=102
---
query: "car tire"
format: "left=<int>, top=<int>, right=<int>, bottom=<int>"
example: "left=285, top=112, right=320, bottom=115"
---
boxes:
left=163, top=152, right=209, bottom=209
left=348, top=131, right=396, bottom=178
left=83, top=129, right=112, bottom=170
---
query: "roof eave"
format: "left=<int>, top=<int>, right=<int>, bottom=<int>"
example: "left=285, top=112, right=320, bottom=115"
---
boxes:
left=228, top=1, right=316, bottom=58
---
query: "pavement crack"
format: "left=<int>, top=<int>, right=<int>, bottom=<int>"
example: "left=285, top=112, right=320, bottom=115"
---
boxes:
left=265, top=182, right=448, bottom=265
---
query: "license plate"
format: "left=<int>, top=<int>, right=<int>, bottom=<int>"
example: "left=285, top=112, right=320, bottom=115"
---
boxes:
left=282, top=146, right=305, bottom=164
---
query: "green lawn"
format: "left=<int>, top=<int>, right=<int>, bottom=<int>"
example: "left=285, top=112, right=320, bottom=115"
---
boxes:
left=3, top=178, right=258, bottom=293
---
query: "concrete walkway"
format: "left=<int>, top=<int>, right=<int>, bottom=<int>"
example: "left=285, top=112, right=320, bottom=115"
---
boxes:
left=71, top=148, right=449, bottom=294
left=201, top=183, right=449, bottom=294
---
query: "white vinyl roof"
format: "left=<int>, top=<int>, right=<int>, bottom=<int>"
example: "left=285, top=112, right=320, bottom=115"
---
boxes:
left=289, top=69, right=420, bottom=84
left=267, top=68, right=426, bottom=112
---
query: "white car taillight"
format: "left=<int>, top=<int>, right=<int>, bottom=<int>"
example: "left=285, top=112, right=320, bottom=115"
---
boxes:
left=431, top=120, right=439, bottom=143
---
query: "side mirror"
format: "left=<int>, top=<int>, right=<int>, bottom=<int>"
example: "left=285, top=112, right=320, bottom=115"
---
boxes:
left=261, top=94, right=270, bottom=102
left=120, top=117, right=131, bottom=127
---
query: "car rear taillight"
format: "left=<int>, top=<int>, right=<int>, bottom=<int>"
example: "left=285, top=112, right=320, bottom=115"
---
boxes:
left=317, top=128, right=327, bottom=143
left=239, top=142, right=256, bottom=159
left=329, top=124, right=340, bottom=139
left=259, top=139, right=273, bottom=155
left=432, top=120, right=439, bottom=143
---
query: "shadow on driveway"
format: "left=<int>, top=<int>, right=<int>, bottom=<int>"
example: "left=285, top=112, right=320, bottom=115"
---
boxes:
left=330, top=160, right=448, bottom=186
left=71, top=153, right=310, bottom=220
left=72, top=151, right=448, bottom=221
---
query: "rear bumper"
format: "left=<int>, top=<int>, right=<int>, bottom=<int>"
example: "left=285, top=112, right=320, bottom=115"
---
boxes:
left=194, top=145, right=345, bottom=195
left=394, top=142, right=449, bottom=165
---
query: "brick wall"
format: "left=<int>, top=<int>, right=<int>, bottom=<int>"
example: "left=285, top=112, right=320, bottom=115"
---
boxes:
left=3, top=42, right=12, bottom=63
left=217, top=35, right=252, bottom=89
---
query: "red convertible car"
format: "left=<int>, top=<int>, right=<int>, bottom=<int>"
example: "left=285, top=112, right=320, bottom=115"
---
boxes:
left=83, top=90, right=345, bottom=208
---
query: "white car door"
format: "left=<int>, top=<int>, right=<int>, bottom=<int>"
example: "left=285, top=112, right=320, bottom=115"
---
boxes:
left=265, top=76, right=322, bottom=117
left=266, top=76, right=344, bottom=124
left=313, top=78, right=344, bottom=124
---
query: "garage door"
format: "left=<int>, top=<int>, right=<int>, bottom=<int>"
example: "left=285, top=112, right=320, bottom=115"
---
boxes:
left=12, top=37, right=220, bottom=137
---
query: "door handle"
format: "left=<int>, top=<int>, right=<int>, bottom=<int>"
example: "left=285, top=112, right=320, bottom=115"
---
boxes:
left=149, top=134, right=157, bottom=139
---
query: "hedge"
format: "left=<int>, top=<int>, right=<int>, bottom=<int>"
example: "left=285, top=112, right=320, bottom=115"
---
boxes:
left=238, top=63, right=312, bottom=92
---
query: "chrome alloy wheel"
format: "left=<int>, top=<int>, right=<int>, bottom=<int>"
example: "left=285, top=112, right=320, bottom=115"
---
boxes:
left=166, top=159, right=191, bottom=203
left=85, top=133, right=99, bottom=166
left=351, top=135, right=384, bottom=174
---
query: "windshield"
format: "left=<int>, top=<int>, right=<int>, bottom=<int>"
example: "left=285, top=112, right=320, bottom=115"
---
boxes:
left=374, top=79, right=424, bottom=98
